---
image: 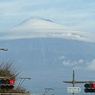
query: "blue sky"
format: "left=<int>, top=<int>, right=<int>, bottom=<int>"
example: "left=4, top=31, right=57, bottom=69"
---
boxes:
left=0, top=0, right=95, bottom=32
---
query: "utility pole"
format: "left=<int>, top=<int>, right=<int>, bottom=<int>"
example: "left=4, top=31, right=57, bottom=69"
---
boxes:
left=63, top=70, right=87, bottom=95
left=17, top=77, right=31, bottom=88
left=43, top=88, right=54, bottom=95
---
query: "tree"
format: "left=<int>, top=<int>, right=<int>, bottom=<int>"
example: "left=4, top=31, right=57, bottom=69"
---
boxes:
left=0, top=61, right=30, bottom=94
left=0, top=61, right=18, bottom=79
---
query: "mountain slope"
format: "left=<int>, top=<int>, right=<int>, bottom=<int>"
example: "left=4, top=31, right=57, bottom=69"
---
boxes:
left=0, top=38, right=95, bottom=94
left=0, top=38, right=95, bottom=68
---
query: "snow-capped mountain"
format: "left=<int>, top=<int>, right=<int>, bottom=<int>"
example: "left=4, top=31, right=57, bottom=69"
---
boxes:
left=11, top=17, right=67, bottom=30
left=1, top=17, right=95, bottom=42
left=0, top=17, right=95, bottom=95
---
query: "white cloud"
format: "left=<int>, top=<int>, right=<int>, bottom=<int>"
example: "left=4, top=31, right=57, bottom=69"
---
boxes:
left=63, top=60, right=71, bottom=66
left=59, top=56, right=65, bottom=59
left=62, top=58, right=95, bottom=71
left=62, top=59, right=84, bottom=66
left=79, top=59, right=84, bottom=64
left=86, top=59, right=95, bottom=71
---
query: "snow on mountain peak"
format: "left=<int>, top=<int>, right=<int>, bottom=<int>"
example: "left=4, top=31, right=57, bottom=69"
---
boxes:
left=1, top=17, right=95, bottom=43
left=11, top=17, right=66, bottom=30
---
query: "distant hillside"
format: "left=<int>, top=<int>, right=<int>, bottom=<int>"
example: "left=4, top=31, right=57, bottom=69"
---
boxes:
left=0, top=38, right=95, bottom=66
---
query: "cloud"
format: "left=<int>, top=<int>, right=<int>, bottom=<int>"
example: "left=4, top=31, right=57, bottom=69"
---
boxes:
left=62, top=57, right=95, bottom=71
left=62, top=59, right=84, bottom=66
left=59, top=55, right=82, bottom=67
left=59, top=56, right=65, bottom=59
left=86, top=59, right=95, bottom=71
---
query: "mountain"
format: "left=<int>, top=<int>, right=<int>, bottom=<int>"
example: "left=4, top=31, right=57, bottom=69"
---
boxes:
left=1, top=17, right=95, bottom=42
left=11, top=17, right=67, bottom=30
left=0, top=17, right=95, bottom=95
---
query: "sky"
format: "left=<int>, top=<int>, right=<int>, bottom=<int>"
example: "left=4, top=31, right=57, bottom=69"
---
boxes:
left=0, top=0, right=95, bottom=33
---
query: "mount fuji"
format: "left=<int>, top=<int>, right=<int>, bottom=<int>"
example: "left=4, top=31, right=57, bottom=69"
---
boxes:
left=0, top=17, right=95, bottom=95
left=1, top=17, right=95, bottom=42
